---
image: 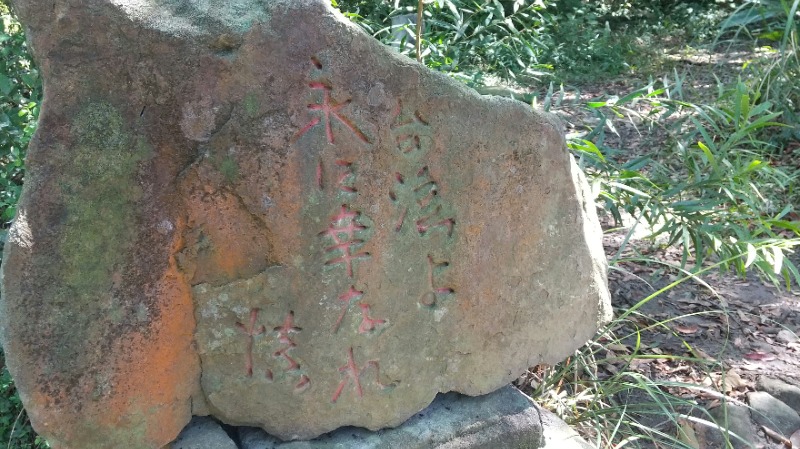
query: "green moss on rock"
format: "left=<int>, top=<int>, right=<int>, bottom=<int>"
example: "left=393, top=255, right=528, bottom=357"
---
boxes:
left=218, top=155, right=239, bottom=184
left=55, top=102, right=149, bottom=345
left=243, top=92, right=260, bottom=119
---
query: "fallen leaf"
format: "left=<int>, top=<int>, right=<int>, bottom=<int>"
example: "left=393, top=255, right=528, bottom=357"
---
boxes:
left=606, top=343, right=630, bottom=353
left=729, top=299, right=749, bottom=308
left=776, top=329, right=799, bottom=344
left=697, top=321, right=718, bottom=329
left=603, top=363, right=619, bottom=375
left=744, top=352, right=776, bottom=361
left=692, top=348, right=717, bottom=362
left=675, top=324, right=700, bottom=335
left=630, top=358, right=655, bottom=370
left=722, top=369, right=749, bottom=392
left=666, top=365, right=692, bottom=375
left=738, top=361, right=761, bottom=371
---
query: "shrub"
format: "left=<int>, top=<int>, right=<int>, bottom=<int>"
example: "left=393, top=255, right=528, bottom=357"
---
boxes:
left=0, top=3, right=40, bottom=230
left=720, top=0, right=800, bottom=146
left=567, top=79, right=799, bottom=287
left=0, top=5, right=44, bottom=448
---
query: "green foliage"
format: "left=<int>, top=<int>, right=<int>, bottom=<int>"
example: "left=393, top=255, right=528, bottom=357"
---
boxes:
left=334, top=0, right=731, bottom=84
left=336, top=0, right=554, bottom=83
left=532, top=316, right=714, bottom=448
left=0, top=7, right=45, bottom=448
left=0, top=5, right=40, bottom=228
left=721, top=0, right=800, bottom=145
left=417, top=0, right=553, bottom=83
left=721, top=0, right=799, bottom=41
left=567, top=78, right=799, bottom=287
left=527, top=245, right=799, bottom=449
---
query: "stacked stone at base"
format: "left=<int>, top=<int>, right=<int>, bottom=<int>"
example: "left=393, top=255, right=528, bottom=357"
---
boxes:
left=0, top=0, right=611, bottom=448
left=234, top=386, right=593, bottom=449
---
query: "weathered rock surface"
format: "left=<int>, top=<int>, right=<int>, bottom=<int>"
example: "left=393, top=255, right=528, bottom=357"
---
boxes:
left=758, top=376, right=800, bottom=414
left=748, top=392, right=800, bottom=437
left=0, top=0, right=610, bottom=447
left=172, top=417, right=237, bottom=449
left=695, top=403, right=759, bottom=449
left=237, top=385, right=591, bottom=449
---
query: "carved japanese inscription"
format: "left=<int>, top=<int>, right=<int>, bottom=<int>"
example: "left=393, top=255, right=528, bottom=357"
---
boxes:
left=296, top=58, right=370, bottom=144
left=180, top=37, right=609, bottom=441
left=231, top=305, right=312, bottom=393
left=331, top=347, right=394, bottom=403
left=236, top=308, right=265, bottom=377
left=320, top=204, right=370, bottom=278
left=270, top=311, right=311, bottom=393
left=389, top=102, right=457, bottom=308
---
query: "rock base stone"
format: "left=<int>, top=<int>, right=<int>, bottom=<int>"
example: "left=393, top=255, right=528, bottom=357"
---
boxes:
left=757, top=377, right=800, bottom=415
left=171, top=417, right=237, bottom=449
left=697, top=403, right=759, bottom=449
left=747, top=391, right=800, bottom=437
left=236, top=385, right=591, bottom=449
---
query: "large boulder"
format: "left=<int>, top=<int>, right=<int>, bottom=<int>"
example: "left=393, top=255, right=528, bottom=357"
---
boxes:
left=0, top=0, right=611, bottom=448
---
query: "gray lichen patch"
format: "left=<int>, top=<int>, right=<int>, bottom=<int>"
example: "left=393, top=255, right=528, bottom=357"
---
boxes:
left=108, top=0, right=272, bottom=36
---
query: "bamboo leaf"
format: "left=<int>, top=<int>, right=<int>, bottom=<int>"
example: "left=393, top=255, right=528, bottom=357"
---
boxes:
left=745, top=243, right=757, bottom=268
left=772, top=246, right=784, bottom=274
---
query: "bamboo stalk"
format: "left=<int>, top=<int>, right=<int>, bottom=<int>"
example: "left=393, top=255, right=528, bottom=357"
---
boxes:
left=416, top=0, right=423, bottom=62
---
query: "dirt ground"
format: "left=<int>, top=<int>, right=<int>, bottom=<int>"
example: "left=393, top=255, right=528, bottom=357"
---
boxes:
left=519, top=45, right=800, bottom=448
left=598, top=225, right=800, bottom=448
left=605, top=228, right=800, bottom=392
left=557, top=45, right=800, bottom=392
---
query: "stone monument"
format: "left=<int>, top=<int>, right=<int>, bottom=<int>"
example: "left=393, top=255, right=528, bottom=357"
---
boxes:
left=0, top=1, right=611, bottom=448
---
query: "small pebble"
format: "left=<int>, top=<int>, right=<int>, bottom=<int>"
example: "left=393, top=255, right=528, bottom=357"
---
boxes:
left=776, top=329, right=799, bottom=344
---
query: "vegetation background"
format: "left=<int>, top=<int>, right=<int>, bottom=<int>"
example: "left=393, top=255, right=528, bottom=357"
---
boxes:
left=0, top=0, right=798, bottom=447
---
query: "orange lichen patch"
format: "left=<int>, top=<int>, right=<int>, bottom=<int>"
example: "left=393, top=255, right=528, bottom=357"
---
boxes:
left=96, top=219, right=200, bottom=447
left=15, top=220, right=199, bottom=449
left=464, top=224, right=483, bottom=245
left=183, top=188, right=274, bottom=285
left=26, top=389, right=71, bottom=443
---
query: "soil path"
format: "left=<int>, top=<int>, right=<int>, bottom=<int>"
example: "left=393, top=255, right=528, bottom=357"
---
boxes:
left=522, top=46, right=800, bottom=448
